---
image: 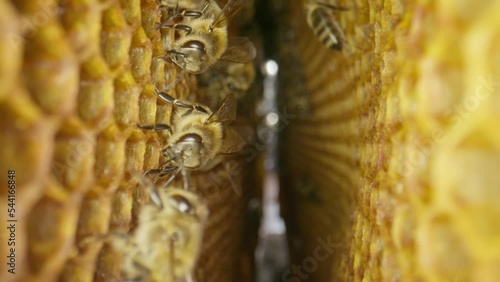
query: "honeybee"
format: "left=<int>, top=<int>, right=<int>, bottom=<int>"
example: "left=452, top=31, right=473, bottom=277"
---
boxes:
left=158, top=0, right=256, bottom=74
left=139, top=90, right=246, bottom=187
left=197, top=60, right=255, bottom=108
left=112, top=174, right=208, bottom=282
left=304, top=0, right=348, bottom=51
left=294, top=174, right=321, bottom=203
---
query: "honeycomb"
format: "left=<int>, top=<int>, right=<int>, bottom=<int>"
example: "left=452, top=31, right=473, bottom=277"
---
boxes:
left=277, top=0, right=500, bottom=281
left=0, top=0, right=258, bottom=281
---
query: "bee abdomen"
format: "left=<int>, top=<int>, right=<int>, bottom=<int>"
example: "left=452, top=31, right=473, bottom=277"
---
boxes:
left=310, top=7, right=343, bottom=51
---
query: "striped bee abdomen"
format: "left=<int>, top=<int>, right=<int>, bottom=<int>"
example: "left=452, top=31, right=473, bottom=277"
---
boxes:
left=307, top=6, right=345, bottom=51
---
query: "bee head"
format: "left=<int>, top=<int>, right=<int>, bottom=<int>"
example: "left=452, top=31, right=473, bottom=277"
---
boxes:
left=172, top=41, right=209, bottom=73
left=172, top=133, right=205, bottom=169
left=166, top=189, right=209, bottom=221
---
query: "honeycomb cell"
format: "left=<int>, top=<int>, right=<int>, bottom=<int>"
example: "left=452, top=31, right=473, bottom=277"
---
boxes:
left=58, top=0, right=104, bottom=61
left=139, top=0, right=160, bottom=39
left=138, top=83, right=158, bottom=126
left=0, top=89, right=54, bottom=199
left=10, top=0, right=58, bottom=21
left=129, top=27, right=153, bottom=83
left=78, top=55, right=114, bottom=128
left=107, top=133, right=145, bottom=233
left=108, top=181, right=135, bottom=232
left=76, top=186, right=113, bottom=241
left=52, top=117, right=95, bottom=193
left=100, top=4, right=132, bottom=71
left=60, top=238, right=104, bottom=282
left=124, top=130, right=147, bottom=173
left=22, top=21, right=79, bottom=116
left=119, top=0, right=141, bottom=26
left=143, top=136, right=162, bottom=171
left=94, top=124, right=126, bottom=188
left=0, top=0, right=22, bottom=99
left=94, top=243, right=122, bottom=282
left=113, top=71, right=140, bottom=127
left=26, top=178, right=80, bottom=281
left=416, top=215, right=473, bottom=281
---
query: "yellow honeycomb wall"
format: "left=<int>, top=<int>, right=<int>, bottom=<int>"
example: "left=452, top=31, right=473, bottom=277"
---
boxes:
left=278, top=0, right=500, bottom=281
left=0, top=0, right=256, bottom=282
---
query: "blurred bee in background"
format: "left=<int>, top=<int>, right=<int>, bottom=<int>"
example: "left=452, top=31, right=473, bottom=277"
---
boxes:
left=156, top=0, right=256, bottom=89
left=139, top=91, right=246, bottom=189
left=197, top=60, right=256, bottom=108
left=111, top=174, right=209, bottom=282
left=293, top=174, right=321, bottom=204
left=303, top=0, right=349, bottom=51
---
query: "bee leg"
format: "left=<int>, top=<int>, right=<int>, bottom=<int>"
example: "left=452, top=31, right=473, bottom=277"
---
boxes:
left=144, top=168, right=165, bottom=188
left=160, top=146, right=171, bottom=156
left=138, top=123, right=173, bottom=133
left=157, top=91, right=193, bottom=108
left=144, top=168, right=162, bottom=176
left=162, top=166, right=182, bottom=187
left=181, top=169, right=191, bottom=190
left=156, top=22, right=193, bottom=34
left=147, top=186, right=164, bottom=208
left=156, top=50, right=185, bottom=66
left=181, top=10, right=203, bottom=18
left=200, top=0, right=210, bottom=13
left=194, top=105, right=209, bottom=113
left=181, top=108, right=194, bottom=117
left=156, top=2, right=180, bottom=18
left=145, top=165, right=177, bottom=178
left=153, top=55, right=174, bottom=65
left=160, top=166, right=180, bottom=175
left=165, top=49, right=187, bottom=58
left=174, top=24, right=193, bottom=34
left=157, top=91, right=209, bottom=114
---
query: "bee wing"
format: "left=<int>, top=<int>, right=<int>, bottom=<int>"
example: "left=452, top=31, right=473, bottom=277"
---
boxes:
left=210, top=0, right=244, bottom=29
left=220, top=127, right=246, bottom=154
left=220, top=37, right=256, bottom=63
left=206, top=93, right=237, bottom=124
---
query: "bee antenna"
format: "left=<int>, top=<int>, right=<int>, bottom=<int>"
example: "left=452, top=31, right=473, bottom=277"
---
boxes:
left=149, top=188, right=164, bottom=209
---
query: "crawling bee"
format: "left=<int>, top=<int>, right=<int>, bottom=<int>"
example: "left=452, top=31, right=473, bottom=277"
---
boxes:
left=157, top=0, right=256, bottom=74
left=304, top=0, right=348, bottom=51
left=140, top=90, right=246, bottom=188
left=112, top=175, right=208, bottom=282
left=197, top=60, right=255, bottom=108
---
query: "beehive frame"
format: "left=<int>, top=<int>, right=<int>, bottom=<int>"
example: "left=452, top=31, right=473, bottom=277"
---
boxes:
left=0, top=0, right=258, bottom=281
